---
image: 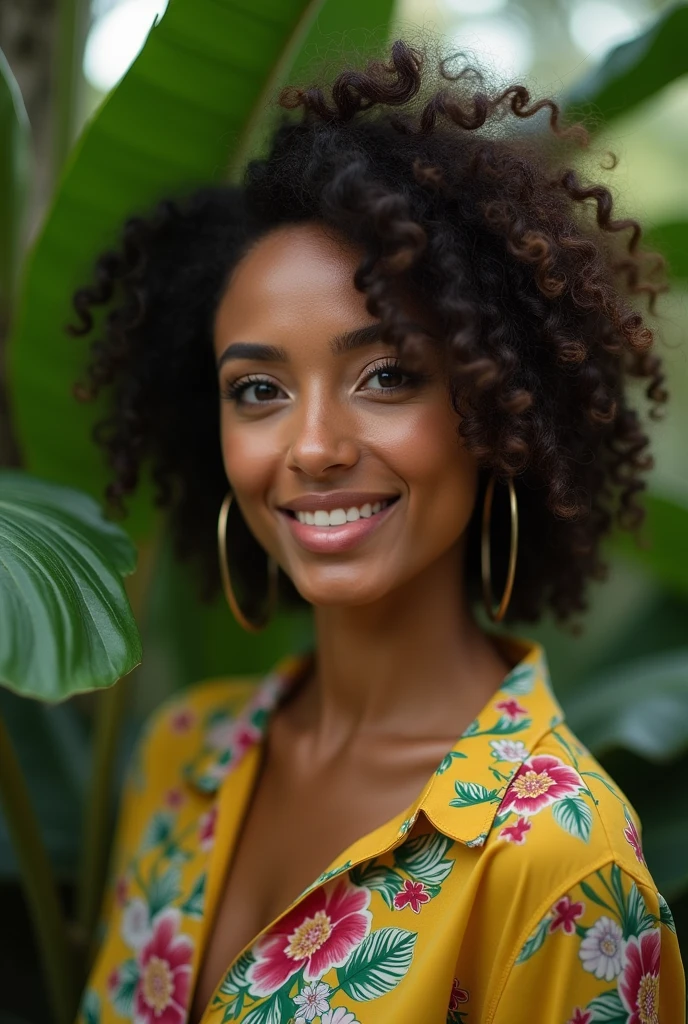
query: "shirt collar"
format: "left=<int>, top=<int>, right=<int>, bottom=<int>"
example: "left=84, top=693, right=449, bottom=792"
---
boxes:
left=183, top=635, right=564, bottom=849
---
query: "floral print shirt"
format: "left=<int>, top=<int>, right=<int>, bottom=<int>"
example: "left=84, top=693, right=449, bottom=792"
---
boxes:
left=77, top=635, right=686, bottom=1024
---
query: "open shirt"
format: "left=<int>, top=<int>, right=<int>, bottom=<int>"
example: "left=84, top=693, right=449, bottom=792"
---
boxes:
left=77, top=635, right=686, bottom=1024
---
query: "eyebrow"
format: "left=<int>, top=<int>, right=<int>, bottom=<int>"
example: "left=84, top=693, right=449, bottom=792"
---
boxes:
left=216, top=323, right=391, bottom=372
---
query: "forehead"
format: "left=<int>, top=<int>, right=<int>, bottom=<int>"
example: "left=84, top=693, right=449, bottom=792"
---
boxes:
left=213, top=222, right=372, bottom=356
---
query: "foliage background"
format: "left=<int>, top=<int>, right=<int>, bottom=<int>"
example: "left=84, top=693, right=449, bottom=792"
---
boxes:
left=0, top=0, right=686, bottom=1020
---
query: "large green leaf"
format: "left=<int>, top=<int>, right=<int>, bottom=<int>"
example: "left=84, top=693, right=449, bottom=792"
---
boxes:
left=0, top=46, right=29, bottom=316
left=565, top=649, right=688, bottom=762
left=644, top=221, right=688, bottom=283
left=0, top=470, right=141, bottom=701
left=7, top=0, right=395, bottom=542
left=565, top=4, right=688, bottom=126
left=0, top=684, right=87, bottom=880
left=611, top=489, right=688, bottom=597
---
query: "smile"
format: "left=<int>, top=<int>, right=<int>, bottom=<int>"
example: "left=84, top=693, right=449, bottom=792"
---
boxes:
left=291, top=498, right=395, bottom=527
left=278, top=496, right=400, bottom=554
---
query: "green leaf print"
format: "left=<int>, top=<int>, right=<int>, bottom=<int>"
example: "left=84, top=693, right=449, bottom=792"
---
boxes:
left=350, top=863, right=405, bottom=909
left=500, top=664, right=536, bottom=695
left=141, top=810, right=176, bottom=851
left=515, top=914, right=552, bottom=965
left=585, top=989, right=627, bottom=1022
left=394, top=832, right=456, bottom=887
left=110, top=958, right=139, bottom=1017
left=148, top=864, right=181, bottom=917
left=449, top=780, right=501, bottom=808
left=81, top=989, right=101, bottom=1024
left=436, top=750, right=468, bottom=774
left=219, top=951, right=254, bottom=995
left=624, top=882, right=655, bottom=939
left=659, top=892, right=677, bottom=933
left=485, top=717, right=532, bottom=736
left=242, top=987, right=292, bottom=1024
left=552, top=796, right=593, bottom=842
left=180, top=873, right=206, bottom=917
left=338, top=926, right=417, bottom=1000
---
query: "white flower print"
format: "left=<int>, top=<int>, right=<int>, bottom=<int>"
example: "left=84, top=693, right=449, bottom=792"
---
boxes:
left=579, top=915, right=625, bottom=981
left=293, top=981, right=331, bottom=1021
left=490, top=739, right=530, bottom=762
left=120, top=897, right=152, bottom=951
left=321, top=1009, right=360, bottom=1024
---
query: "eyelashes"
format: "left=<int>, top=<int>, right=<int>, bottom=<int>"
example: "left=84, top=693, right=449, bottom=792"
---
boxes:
left=220, top=359, right=429, bottom=407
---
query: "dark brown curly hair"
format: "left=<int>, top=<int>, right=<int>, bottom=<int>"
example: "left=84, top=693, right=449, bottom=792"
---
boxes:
left=68, top=40, right=668, bottom=625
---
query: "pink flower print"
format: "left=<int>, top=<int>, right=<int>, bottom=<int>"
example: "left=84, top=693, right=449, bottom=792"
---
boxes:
left=567, top=1010, right=592, bottom=1024
left=495, top=698, right=528, bottom=721
left=107, top=967, right=120, bottom=997
left=618, top=929, right=660, bottom=1024
left=169, top=709, right=195, bottom=734
left=499, top=816, right=531, bottom=845
left=164, top=787, right=185, bottom=810
left=134, top=909, right=193, bottom=1024
left=198, top=804, right=218, bottom=852
left=623, top=809, right=645, bottom=865
left=393, top=879, right=431, bottom=914
left=500, top=755, right=582, bottom=816
left=549, top=896, right=585, bottom=935
left=115, top=875, right=128, bottom=907
left=449, top=977, right=469, bottom=1009
left=247, top=879, right=372, bottom=997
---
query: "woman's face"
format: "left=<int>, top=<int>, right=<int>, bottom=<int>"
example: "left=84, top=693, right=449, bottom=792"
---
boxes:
left=213, top=221, right=478, bottom=607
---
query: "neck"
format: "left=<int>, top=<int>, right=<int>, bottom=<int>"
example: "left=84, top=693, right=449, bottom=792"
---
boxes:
left=292, top=544, right=512, bottom=748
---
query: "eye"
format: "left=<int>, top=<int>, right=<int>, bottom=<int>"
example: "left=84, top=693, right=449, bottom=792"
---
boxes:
left=362, top=360, right=419, bottom=393
left=221, top=375, right=286, bottom=405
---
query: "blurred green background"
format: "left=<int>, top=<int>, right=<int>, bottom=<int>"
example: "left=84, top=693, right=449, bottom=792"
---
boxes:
left=0, top=0, right=687, bottom=1021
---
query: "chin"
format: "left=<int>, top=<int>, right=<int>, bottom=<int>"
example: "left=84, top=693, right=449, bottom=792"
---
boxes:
left=290, top=570, right=394, bottom=609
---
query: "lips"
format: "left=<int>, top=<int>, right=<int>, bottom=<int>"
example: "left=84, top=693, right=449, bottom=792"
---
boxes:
left=277, top=495, right=401, bottom=554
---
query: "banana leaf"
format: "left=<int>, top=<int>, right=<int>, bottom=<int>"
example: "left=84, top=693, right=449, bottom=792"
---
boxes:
left=565, top=3, right=688, bottom=126
left=0, top=46, right=29, bottom=317
left=7, top=0, right=395, bottom=543
left=612, top=489, right=688, bottom=598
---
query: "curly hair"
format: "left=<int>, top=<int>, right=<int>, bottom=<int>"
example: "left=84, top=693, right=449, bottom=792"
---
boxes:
left=68, top=40, right=668, bottom=625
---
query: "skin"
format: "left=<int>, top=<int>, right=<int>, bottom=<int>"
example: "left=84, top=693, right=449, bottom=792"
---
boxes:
left=189, top=221, right=513, bottom=1023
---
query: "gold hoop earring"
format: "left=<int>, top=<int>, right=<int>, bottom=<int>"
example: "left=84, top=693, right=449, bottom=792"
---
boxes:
left=217, top=491, right=278, bottom=633
left=481, top=474, right=518, bottom=623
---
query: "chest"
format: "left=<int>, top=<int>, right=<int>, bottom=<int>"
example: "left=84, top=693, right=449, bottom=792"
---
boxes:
left=189, top=747, right=448, bottom=1024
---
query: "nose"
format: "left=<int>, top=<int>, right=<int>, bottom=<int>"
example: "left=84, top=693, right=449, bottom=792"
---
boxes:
left=285, top=392, right=360, bottom=479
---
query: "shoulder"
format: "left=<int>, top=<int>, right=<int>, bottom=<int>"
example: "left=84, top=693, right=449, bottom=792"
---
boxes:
left=122, top=674, right=259, bottom=797
left=483, top=721, right=655, bottom=893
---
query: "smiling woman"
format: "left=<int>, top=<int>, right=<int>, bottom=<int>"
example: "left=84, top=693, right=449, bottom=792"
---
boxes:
left=67, top=40, right=684, bottom=1024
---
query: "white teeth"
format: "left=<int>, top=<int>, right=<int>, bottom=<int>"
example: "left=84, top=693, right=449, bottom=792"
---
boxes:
left=294, top=499, right=394, bottom=527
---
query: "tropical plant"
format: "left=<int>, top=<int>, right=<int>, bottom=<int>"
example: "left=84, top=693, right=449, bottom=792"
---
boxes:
left=0, top=2, right=687, bottom=1022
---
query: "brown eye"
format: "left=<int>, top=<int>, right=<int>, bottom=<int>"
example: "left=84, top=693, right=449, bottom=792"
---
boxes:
left=363, top=361, right=414, bottom=392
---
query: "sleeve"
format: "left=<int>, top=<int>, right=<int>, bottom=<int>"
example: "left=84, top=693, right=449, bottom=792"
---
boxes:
left=488, top=862, right=686, bottom=1024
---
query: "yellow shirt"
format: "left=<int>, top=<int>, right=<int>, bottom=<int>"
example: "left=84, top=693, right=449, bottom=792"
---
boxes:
left=77, top=635, right=686, bottom=1024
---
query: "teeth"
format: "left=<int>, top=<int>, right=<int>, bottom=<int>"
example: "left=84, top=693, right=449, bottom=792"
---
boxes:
left=294, top=499, right=393, bottom=526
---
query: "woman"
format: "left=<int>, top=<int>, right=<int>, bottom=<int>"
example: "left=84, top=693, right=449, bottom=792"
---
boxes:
left=71, top=41, right=685, bottom=1024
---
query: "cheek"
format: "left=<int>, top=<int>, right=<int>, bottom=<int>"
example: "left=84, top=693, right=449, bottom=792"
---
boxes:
left=378, top=400, right=477, bottom=520
left=220, top=418, right=279, bottom=496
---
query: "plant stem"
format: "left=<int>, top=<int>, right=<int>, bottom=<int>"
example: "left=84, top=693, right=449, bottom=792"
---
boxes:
left=54, top=0, right=90, bottom=178
left=0, top=714, right=77, bottom=1024
left=75, top=518, right=165, bottom=972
